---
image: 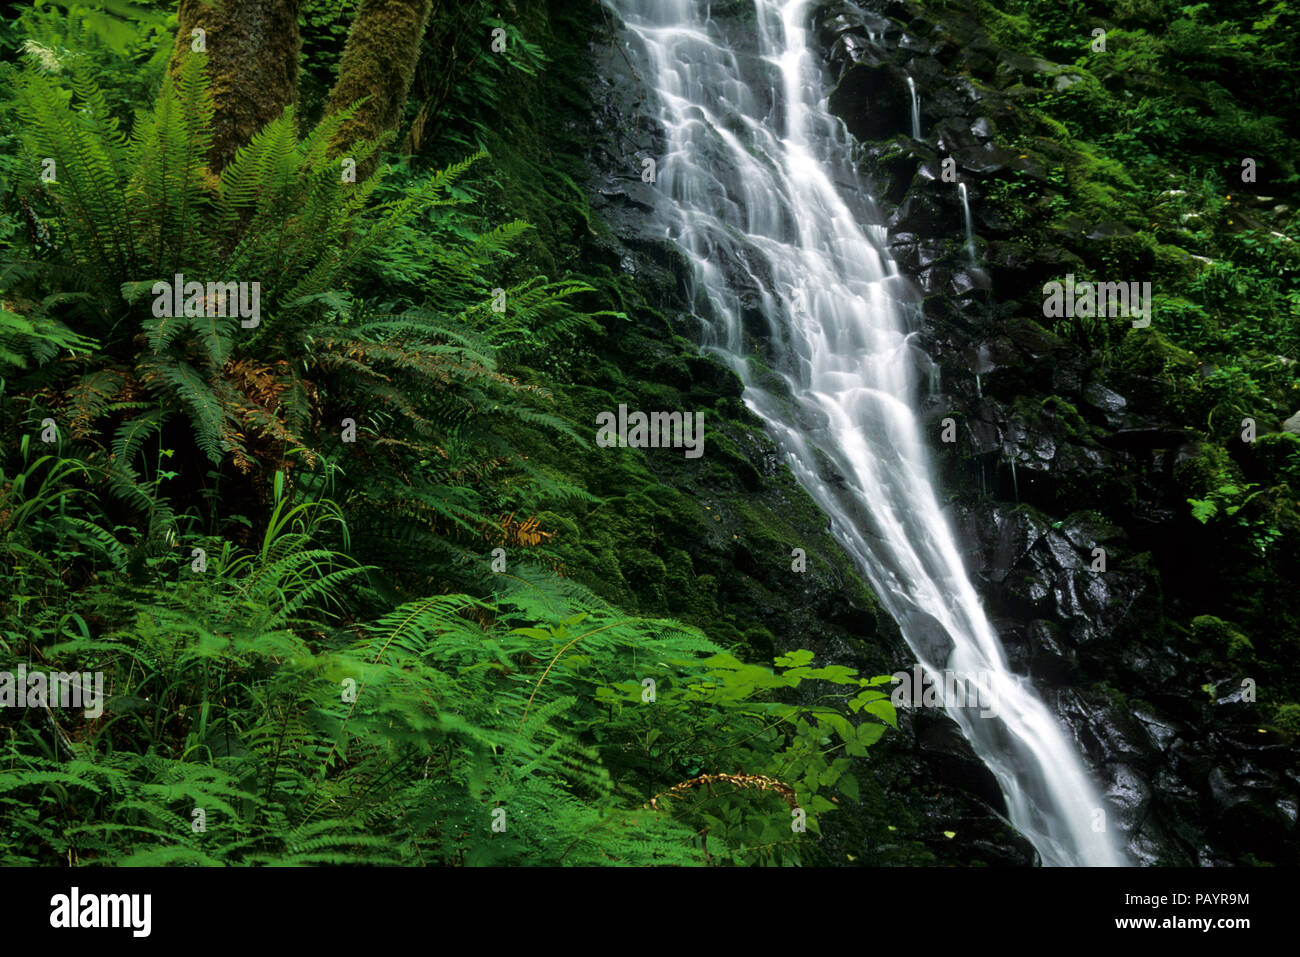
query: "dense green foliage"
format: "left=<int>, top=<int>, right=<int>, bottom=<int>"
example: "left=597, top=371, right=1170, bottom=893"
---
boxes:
left=914, top=0, right=1300, bottom=732
left=6, top=0, right=1292, bottom=870
left=1, top=478, right=892, bottom=865
left=0, top=1, right=896, bottom=865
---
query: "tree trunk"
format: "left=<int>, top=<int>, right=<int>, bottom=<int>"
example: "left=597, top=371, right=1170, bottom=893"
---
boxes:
left=170, top=0, right=304, bottom=172
left=324, top=0, right=435, bottom=176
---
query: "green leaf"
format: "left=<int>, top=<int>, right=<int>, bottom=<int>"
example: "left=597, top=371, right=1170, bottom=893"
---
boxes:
left=838, top=774, right=860, bottom=802
left=774, top=649, right=815, bottom=668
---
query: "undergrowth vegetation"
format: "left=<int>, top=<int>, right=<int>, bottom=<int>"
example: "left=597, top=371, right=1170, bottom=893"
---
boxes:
left=0, top=1, right=894, bottom=866
left=1, top=476, right=892, bottom=865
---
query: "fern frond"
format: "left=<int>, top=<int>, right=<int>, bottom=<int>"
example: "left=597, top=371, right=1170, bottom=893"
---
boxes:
left=139, top=358, right=232, bottom=463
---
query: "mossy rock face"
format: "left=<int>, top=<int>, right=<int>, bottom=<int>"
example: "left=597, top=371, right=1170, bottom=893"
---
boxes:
left=1039, top=395, right=1089, bottom=438
left=1151, top=243, right=1207, bottom=283
left=1002, top=315, right=1065, bottom=358
left=1114, top=328, right=1198, bottom=381
left=814, top=0, right=1300, bottom=865
left=1171, top=440, right=1238, bottom=497
left=685, top=354, right=745, bottom=399
left=471, top=2, right=903, bottom=657
left=1189, top=615, right=1254, bottom=662
left=619, top=547, right=668, bottom=605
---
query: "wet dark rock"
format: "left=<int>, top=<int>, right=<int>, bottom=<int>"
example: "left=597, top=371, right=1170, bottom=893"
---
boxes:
left=953, top=143, right=1021, bottom=175
left=931, top=117, right=980, bottom=154
left=1081, top=381, right=1136, bottom=431
left=1134, top=709, right=1183, bottom=753
left=1104, top=763, right=1154, bottom=830
left=874, top=152, right=922, bottom=206
left=889, top=188, right=948, bottom=235
left=1051, top=364, right=1083, bottom=395
left=911, top=709, right=1008, bottom=812
left=1026, top=619, right=1078, bottom=685
left=828, top=62, right=910, bottom=142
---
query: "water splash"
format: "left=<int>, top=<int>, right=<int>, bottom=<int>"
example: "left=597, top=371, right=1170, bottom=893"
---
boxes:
left=608, top=0, right=1124, bottom=866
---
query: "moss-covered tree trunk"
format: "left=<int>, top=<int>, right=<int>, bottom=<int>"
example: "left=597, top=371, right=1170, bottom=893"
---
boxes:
left=324, top=0, right=434, bottom=175
left=169, top=0, right=304, bottom=172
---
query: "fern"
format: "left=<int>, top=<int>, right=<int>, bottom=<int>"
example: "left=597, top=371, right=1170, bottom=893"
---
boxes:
left=0, top=490, right=891, bottom=867
left=0, top=300, right=96, bottom=371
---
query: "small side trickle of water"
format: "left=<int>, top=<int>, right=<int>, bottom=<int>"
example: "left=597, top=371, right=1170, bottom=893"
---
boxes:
left=906, top=75, right=921, bottom=140
left=958, top=181, right=975, bottom=264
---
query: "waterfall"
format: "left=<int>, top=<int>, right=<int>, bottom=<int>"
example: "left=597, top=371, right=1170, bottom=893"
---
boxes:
left=608, top=0, right=1125, bottom=866
left=958, top=181, right=976, bottom=263
left=906, top=75, right=921, bottom=140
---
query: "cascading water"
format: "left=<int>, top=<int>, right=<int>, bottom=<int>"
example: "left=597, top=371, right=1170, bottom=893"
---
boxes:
left=609, top=0, right=1126, bottom=866
left=958, top=181, right=976, bottom=263
left=906, top=75, right=921, bottom=140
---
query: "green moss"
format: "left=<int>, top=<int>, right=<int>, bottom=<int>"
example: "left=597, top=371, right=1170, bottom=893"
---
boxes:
left=1171, top=441, right=1238, bottom=497
left=1093, top=230, right=1158, bottom=274
left=1114, top=328, right=1198, bottom=380
left=978, top=7, right=1034, bottom=47
left=620, top=547, right=668, bottom=606
left=1189, top=614, right=1254, bottom=661
left=1152, top=243, right=1206, bottom=282
left=1040, top=395, right=1088, bottom=438
left=326, top=0, right=433, bottom=176
left=1271, top=703, right=1300, bottom=735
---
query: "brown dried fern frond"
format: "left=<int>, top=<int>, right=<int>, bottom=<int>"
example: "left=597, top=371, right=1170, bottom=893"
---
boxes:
left=647, top=772, right=798, bottom=810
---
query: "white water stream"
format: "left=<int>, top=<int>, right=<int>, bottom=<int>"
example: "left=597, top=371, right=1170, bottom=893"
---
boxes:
left=958, top=180, right=976, bottom=263
left=906, top=74, right=921, bottom=139
left=608, top=0, right=1124, bottom=866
